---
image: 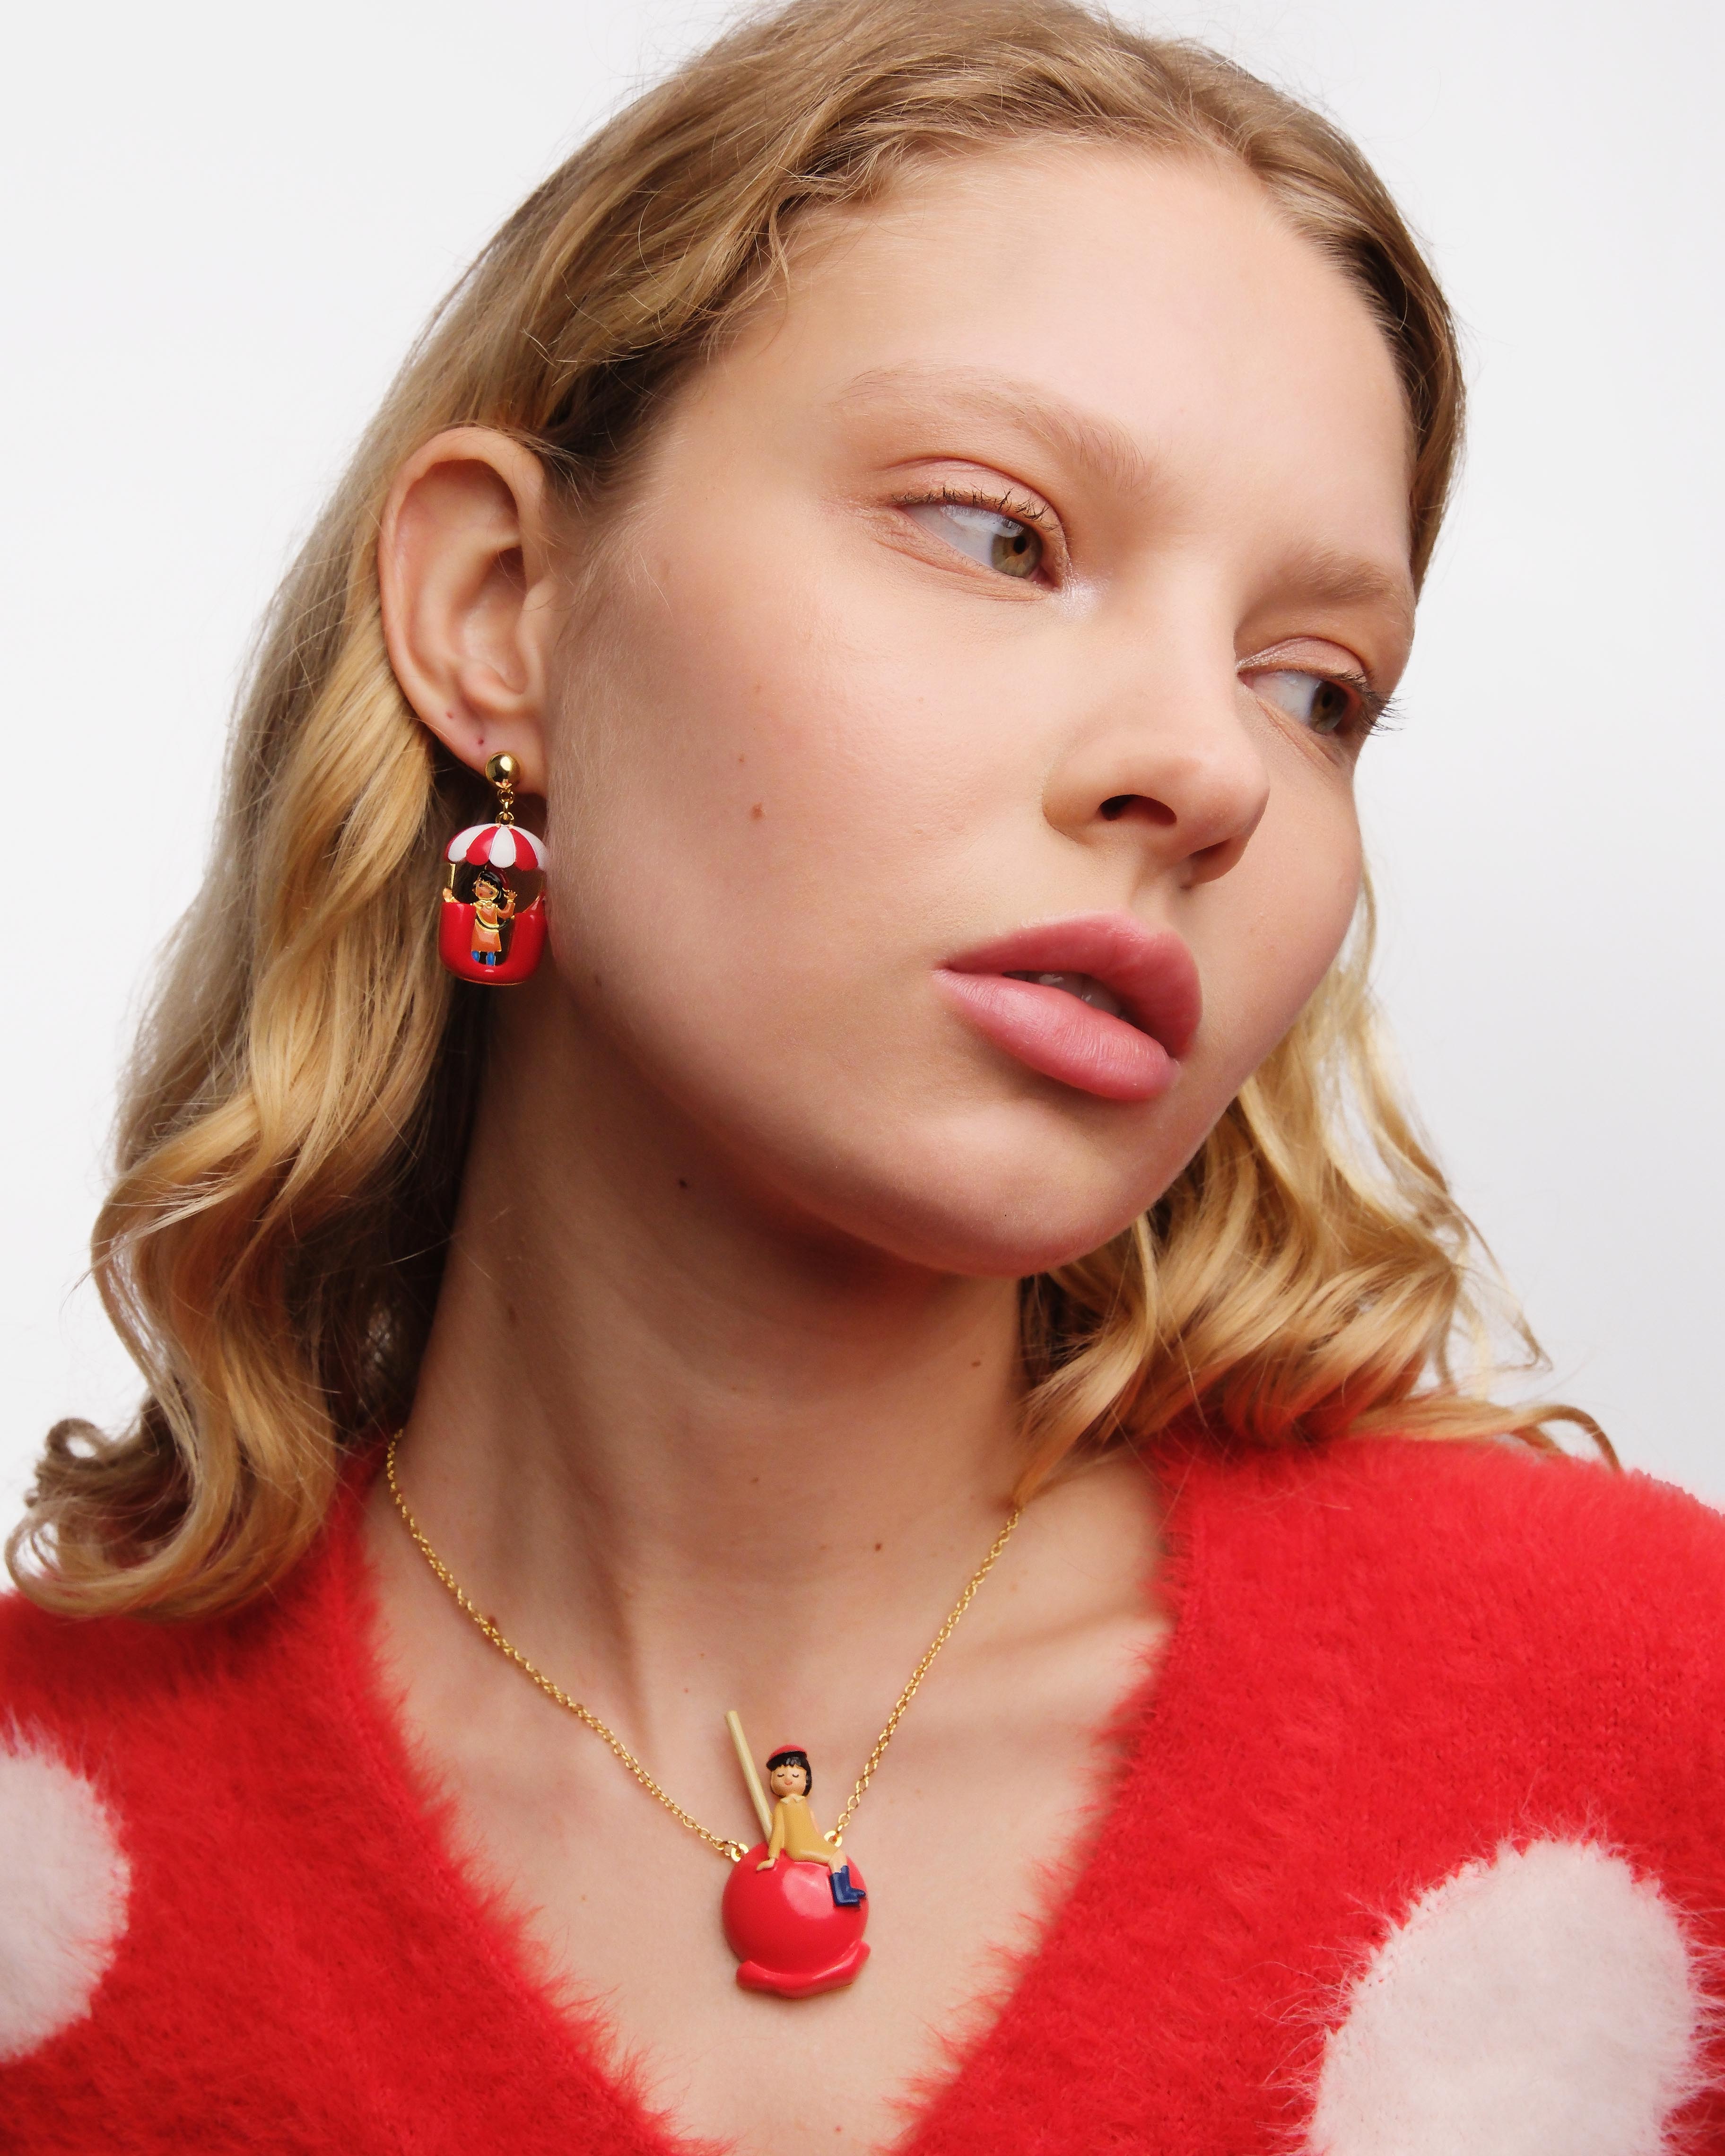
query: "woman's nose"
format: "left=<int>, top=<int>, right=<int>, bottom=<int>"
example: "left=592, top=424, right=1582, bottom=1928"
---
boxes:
left=1041, top=660, right=1271, bottom=887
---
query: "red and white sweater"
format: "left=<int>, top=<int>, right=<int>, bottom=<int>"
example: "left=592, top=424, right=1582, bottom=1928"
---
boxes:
left=4, top=1435, right=1724, bottom=2152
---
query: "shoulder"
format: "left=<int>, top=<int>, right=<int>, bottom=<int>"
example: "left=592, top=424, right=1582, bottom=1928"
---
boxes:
left=1349, top=1434, right=1724, bottom=1610
left=0, top=1518, right=355, bottom=1806
left=0, top=1524, right=366, bottom=2057
left=1173, top=1429, right=1725, bottom=1602
left=0, top=1578, right=243, bottom=1734
left=0, top=1588, right=236, bottom=2069
left=0, top=1474, right=373, bottom=1743
left=0, top=1583, right=271, bottom=1884
left=1142, top=1435, right=1725, bottom=1958
left=1162, top=1432, right=1725, bottom=1740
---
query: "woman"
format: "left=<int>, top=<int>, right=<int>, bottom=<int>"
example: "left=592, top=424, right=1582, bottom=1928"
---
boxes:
left=5, top=0, right=1721, bottom=2147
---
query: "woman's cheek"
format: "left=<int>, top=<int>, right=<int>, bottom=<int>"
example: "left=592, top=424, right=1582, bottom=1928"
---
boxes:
left=541, top=655, right=918, bottom=1073
left=566, top=546, right=971, bottom=959
left=1211, top=794, right=1362, bottom=1081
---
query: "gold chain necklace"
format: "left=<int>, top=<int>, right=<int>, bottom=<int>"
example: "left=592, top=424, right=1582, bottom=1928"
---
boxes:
left=385, top=1434, right=1021, bottom=1996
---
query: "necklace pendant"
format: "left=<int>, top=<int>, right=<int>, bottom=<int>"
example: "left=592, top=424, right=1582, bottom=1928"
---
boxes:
left=722, top=1843, right=870, bottom=1999
left=721, top=1734, right=870, bottom=1999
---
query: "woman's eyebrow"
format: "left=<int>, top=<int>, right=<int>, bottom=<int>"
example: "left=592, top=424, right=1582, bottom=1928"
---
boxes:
left=834, top=364, right=1154, bottom=498
left=1273, top=545, right=1416, bottom=643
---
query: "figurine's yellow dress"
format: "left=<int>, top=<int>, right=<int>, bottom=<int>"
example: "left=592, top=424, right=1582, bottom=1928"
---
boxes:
left=764, top=1793, right=838, bottom=1868
left=470, top=896, right=506, bottom=956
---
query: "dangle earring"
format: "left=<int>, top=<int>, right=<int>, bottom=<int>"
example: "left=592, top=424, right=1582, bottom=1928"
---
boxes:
left=437, top=753, right=549, bottom=985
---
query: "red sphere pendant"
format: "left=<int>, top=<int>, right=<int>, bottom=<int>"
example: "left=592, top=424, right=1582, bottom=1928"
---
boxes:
left=721, top=1725, right=869, bottom=1999
left=722, top=1846, right=870, bottom=1999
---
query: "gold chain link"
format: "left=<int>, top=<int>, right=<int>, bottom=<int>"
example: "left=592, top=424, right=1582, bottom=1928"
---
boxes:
left=826, top=1503, right=1022, bottom=1843
left=385, top=1434, right=1022, bottom=1864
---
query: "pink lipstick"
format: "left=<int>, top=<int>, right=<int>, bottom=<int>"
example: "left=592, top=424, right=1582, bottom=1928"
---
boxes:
left=935, top=912, right=1201, bottom=1103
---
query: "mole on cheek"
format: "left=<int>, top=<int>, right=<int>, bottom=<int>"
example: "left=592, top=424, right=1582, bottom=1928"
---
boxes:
left=750, top=803, right=764, bottom=820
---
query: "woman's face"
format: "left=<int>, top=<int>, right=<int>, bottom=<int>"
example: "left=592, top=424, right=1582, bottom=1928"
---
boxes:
left=538, top=145, right=1414, bottom=1276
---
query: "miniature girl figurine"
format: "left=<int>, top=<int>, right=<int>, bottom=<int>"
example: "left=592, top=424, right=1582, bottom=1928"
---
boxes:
left=6, top=0, right=1725, bottom=2148
left=757, top=1748, right=866, bottom=1906
left=461, top=869, right=515, bottom=967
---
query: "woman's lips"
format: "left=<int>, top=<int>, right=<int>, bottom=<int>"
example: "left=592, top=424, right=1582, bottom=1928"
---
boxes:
left=935, top=912, right=1202, bottom=1103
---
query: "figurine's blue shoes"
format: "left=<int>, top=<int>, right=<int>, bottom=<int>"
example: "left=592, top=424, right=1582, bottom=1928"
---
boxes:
left=829, top=1865, right=866, bottom=1907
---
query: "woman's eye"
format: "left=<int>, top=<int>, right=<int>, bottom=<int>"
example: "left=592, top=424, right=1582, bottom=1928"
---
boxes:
left=1249, top=669, right=1358, bottom=736
left=906, top=501, right=1043, bottom=580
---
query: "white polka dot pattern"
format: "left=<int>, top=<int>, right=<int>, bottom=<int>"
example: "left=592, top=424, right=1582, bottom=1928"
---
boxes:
left=1309, top=1839, right=1705, bottom=2155
left=0, top=1728, right=130, bottom=2062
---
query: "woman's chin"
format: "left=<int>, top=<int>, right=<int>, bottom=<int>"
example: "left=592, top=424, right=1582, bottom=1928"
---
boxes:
left=881, top=1206, right=1148, bottom=1281
left=810, top=1135, right=1181, bottom=1281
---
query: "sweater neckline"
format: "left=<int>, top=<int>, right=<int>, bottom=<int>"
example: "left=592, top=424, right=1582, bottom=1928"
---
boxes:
left=317, top=1443, right=1215, bottom=2154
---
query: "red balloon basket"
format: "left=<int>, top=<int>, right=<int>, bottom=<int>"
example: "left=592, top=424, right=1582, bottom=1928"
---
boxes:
left=722, top=1847, right=870, bottom=1999
left=437, top=893, right=547, bottom=985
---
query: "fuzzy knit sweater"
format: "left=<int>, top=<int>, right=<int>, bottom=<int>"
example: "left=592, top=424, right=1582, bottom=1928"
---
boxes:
left=4, top=1434, right=1725, bottom=2154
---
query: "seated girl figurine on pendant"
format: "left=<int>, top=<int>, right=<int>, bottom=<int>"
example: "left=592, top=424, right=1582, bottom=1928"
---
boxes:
left=758, top=1748, right=866, bottom=1906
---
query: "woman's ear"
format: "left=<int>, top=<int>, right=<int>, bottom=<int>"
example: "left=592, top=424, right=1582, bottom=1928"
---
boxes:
left=377, top=426, right=563, bottom=793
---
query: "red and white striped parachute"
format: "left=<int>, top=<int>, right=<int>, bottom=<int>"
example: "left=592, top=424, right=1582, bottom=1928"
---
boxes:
left=444, top=822, right=548, bottom=872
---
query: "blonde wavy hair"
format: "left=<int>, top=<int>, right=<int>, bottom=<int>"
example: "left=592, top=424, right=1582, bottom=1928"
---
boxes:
left=12, top=0, right=1602, bottom=1621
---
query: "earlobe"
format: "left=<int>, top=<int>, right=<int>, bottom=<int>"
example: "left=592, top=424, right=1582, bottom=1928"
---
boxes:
left=377, top=426, right=560, bottom=792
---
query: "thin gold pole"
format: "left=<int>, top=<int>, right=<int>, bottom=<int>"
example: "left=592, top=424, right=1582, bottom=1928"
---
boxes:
left=725, top=1710, right=774, bottom=1842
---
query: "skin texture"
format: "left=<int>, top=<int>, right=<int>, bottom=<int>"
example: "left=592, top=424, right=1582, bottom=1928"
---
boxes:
left=369, top=145, right=1415, bottom=2149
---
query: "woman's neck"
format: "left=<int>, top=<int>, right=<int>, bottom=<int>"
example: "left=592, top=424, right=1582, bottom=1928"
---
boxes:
left=389, top=997, right=1027, bottom=1759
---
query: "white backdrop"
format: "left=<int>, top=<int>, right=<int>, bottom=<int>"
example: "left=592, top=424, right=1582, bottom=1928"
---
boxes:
left=5, top=0, right=1721, bottom=1527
